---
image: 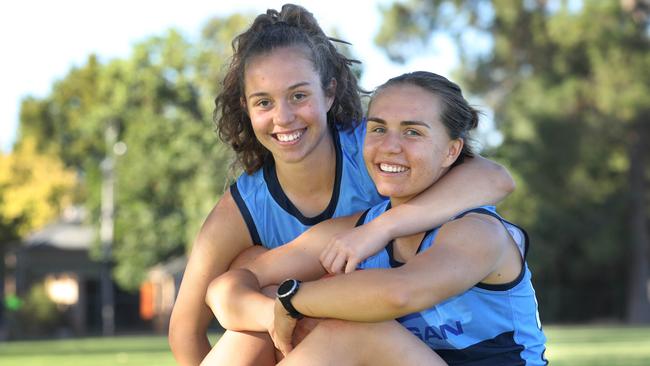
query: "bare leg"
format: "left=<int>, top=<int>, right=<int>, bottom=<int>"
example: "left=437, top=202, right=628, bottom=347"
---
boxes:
left=201, top=330, right=276, bottom=366
left=278, top=319, right=447, bottom=366
left=201, top=246, right=277, bottom=366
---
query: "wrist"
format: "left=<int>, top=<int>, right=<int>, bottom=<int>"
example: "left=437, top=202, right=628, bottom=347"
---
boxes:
left=276, top=279, right=304, bottom=319
left=368, top=211, right=397, bottom=241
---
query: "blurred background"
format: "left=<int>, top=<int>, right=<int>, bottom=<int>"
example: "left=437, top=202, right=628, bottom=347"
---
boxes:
left=0, top=0, right=649, bottom=364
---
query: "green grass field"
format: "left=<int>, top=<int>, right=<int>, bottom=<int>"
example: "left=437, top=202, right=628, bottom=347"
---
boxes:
left=0, top=325, right=648, bottom=365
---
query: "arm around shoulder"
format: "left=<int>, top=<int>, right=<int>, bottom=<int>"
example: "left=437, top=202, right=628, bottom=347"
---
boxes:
left=372, top=155, right=515, bottom=239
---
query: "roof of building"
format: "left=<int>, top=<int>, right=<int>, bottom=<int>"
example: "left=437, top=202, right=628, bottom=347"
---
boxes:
left=23, top=206, right=96, bottom=250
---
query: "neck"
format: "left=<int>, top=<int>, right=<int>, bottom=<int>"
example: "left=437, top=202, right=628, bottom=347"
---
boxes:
left=274, top=132, right=337, bottom=215
left=387, top=197, right=423, bottom=261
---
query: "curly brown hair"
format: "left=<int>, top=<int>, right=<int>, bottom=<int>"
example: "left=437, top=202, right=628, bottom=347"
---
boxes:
left=214, top=4, right=364, bottom=174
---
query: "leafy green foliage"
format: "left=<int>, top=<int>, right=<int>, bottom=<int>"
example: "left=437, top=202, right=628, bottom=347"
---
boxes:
left=377, top=0, right=650, bottom=322
left=14, top=16, right=249, bottom=290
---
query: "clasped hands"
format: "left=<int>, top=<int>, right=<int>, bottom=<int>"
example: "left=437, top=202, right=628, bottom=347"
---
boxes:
left=268, top=223, right=390, bottom=355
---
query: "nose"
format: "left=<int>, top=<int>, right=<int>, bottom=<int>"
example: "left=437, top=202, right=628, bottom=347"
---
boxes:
left=273, top=100, right=295, bottom=127
left=379, top=131, right=402, bottom=154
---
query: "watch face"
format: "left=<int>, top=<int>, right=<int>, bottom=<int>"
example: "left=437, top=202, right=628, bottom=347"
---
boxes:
left=277, top=279, right=297, bottom=298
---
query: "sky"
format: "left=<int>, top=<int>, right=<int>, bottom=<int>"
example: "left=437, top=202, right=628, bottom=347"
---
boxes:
left=0, top=0, right=458, bottom=153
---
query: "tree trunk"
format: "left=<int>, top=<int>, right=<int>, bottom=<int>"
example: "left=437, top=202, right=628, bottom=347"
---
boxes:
left=626, top=120, right=650, bottom=323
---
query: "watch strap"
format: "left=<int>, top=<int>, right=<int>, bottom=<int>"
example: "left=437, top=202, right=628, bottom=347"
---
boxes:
left=277, top=279, right=303, bottom=319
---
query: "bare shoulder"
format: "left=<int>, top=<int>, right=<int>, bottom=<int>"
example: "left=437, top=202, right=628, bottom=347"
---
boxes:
left=188, top=189, right=253, bottom=269
left=436, top=212, right=509, bottom=251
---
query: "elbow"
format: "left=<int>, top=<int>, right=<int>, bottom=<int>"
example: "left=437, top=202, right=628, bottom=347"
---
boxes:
left=382, top=275, right=419, bottom=316
left=382, top=271, right=441, bottom=317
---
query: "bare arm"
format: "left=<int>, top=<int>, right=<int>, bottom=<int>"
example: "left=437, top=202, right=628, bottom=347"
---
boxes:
left=321, top=156, right=515, bottom=273
left=168, top=190, right=254, bottom=366
left=205, top=214, right=359, bottom=331
left=299, top=214, right=516, bottom=321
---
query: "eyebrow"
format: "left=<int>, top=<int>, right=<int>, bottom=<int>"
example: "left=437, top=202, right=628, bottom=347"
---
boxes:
left=247, top=81, right=311, bottom=99
left=367, top=117, right=432, bottom=129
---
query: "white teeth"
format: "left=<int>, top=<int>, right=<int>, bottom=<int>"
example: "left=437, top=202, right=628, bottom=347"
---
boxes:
left=379, top=163, right=408, bottom=173
left=276, top=130, right=303, bottom=142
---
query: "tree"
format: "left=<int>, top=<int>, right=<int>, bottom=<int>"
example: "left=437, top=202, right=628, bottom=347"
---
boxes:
left=13, top=15, right=250, bottom=290
left=0, top=137, right=77, bottom=237
left=377, top=0, right=650, bottom=323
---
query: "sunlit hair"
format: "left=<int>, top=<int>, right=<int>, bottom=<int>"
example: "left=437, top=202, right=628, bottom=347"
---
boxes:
left=370, top=71, right=479, bottom=167
left=215, top=3, right=364, bottom=174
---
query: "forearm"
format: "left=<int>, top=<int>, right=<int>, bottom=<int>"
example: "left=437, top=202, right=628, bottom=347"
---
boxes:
left=291, top=269, right=418, bottom=322
left=169, top=331, right=211, bottom=366
left=206, top=269, right=274, bottom=332
left=374, top=156, right=514, bottom=238
left=169, top=303, right=213, bottom=365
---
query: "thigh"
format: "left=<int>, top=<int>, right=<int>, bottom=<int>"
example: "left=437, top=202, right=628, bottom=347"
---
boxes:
left=200, top=330, right=276, bottom=366
left=279, top=319, right=446, bottom=366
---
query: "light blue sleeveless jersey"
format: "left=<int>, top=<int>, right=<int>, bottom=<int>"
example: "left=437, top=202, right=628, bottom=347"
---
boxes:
left=357, top=202, right=548, bottom=365
left=231, top=123, right=383, bottom=249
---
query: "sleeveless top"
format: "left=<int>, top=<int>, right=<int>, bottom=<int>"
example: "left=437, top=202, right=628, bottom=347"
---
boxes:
left=231, top=123, right=383, bottom=249
left=357, top=201, right=548, bottom=365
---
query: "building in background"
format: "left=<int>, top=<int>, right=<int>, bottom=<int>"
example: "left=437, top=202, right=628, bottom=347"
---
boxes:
left=3, top=207, right=141, bottom=338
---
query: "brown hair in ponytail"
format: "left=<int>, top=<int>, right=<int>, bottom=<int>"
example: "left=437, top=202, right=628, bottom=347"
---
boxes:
left=215, top=3, right=364, bottom=174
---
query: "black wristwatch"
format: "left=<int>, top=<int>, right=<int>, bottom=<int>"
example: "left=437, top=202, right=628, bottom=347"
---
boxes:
left=276, top=279, right=303, bottom=319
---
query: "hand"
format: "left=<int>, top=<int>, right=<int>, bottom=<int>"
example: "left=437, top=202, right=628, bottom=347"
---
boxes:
left=319, top=222, right=391, bottom=274
left=270, top=298, right=298, bottom=356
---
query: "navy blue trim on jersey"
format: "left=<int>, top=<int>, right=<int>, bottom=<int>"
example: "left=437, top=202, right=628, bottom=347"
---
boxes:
left=262, top=127, right=343, bottom=226
left=453, top=207, right=529, bottom=291
left=354, top=209, right=370, bottom=227
left=435, top=331, right=526, bottom=366
left=386, top=228, right=437, bottom=268
left=229, top=182, right=262, bottom=245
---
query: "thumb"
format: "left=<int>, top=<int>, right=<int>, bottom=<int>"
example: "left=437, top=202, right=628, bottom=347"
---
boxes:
left=279, top=340, right=293, bottom=356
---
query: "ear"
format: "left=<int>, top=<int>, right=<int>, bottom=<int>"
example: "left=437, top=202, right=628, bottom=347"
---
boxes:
left=441, top=138, right=464, bottom=168
left=325, top=78, right=337, bottom=111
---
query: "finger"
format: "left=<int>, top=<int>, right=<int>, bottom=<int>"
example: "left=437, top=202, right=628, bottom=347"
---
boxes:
left=319, top=244, right=332, bottom=266
left=330, top=252, right=348, bottom=274
left=344, top=256, right=359, bottom=274
left=320, top=247, right=337, bottom=273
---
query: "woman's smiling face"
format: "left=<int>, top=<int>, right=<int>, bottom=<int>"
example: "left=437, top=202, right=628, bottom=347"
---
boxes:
left=243, top=46, right=335, bottom=166
left=363, top=83, right=463, bottom=205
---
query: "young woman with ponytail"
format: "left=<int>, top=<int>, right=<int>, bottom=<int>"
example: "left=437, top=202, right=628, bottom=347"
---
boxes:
left=169, top=4, right=515, bottom=365
left=206, top=71, right=548, bottom=365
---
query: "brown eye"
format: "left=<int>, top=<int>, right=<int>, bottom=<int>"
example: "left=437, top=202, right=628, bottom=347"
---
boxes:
left=292, top=92, right=307, bottom=101
left=256, top=99, right=271, bottom=108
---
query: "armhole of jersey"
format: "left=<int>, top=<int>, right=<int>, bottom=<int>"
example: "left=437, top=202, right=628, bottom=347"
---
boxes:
left=229, top=182, right=262, bottom=245
left=354, top=209, right=370, bottom=228
left=454, top=207, right=528, bottom=291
